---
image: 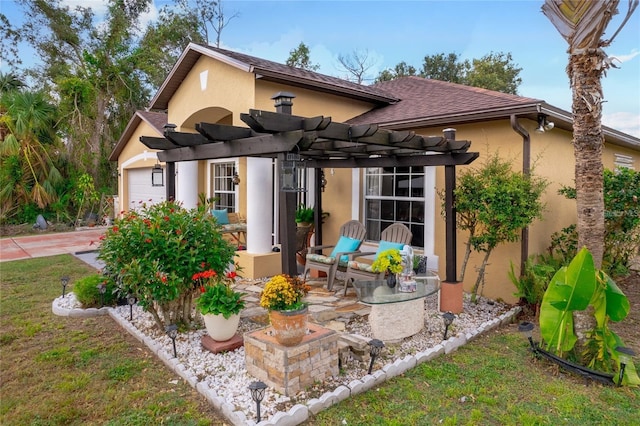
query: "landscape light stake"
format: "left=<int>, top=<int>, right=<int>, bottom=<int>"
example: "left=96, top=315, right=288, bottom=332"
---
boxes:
left=97, top=282, right=107, bottom=307
left=248, top=381, right=267, bottom=422
left=368, top=338, right=385, bottom=374
left=442, top=311, right=455, bottom=340
left=127, top=294, right=136, bottom=321
left=518, top=321, right=536, bottom=351
left=165, top=324, right=178, bottom=358
left=615, top=346, right=636, bottom=387
left=60, top=276, right=70, bottom=298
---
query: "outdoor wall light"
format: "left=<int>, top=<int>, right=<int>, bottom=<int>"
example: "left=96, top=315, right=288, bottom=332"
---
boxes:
left=320, top=169, right=327, bottom=192
left=60, top=276, right=70, bottom=298
left=280, top=152, right=306, bottom=192
left=271, top=91, right=295, bottom=114
left=165, top=324, right=178, bottom=358
left=232, top=173, right=240, bottom=185
left=127, top=294, right=136, bottom=321
left=518, top=321, right=536, bottom=351
left=368, top=338, right=385, bottom=374
left=442, top=311, right=455, bottom=340
left=615, top=346, right=636, bottom=386
left=151, top=163, right=164, bottom=187
left=248, top=380, right=268, bottom=422
left=534, top=114, right=555, bottom=133
left=97, top=282, right=107, bottom=307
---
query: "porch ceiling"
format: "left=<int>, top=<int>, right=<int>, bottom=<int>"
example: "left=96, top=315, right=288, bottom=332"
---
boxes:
left=140, top=109, right=478, bottom=167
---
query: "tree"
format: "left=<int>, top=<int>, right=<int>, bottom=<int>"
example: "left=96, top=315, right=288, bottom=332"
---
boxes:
left=9, top=0, right=151, bottom=190
left=466, top=52, right=522, bottom=95
left=286, top=42, right=320, bottom=71
left=0, top=72, right=25, bottom=94
left=135, top=4, right=206, bottom=89
left=0, top=88, right=63, bottom=221
left=542, top=0, right=638, bottom=268
left=337, top=49, right=376, bottom=84
left=211, top=0, right=239, bottom=48
left=445, top=153, right=548, bottom=302
left=376, top=51, right=522, bottom=94
left=375, top=61, right=418, bottom=83
left=421, top=52, right=468, bottom=84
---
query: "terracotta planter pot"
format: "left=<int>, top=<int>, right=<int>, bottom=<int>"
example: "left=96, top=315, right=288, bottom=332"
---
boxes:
left=203, top=313, right=241, bottom=342
left=269, top=306, right=308, bottom=346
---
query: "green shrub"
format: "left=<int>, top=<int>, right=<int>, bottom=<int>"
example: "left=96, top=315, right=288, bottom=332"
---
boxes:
left=73, top=274, right=117, bottom=307
left=98, top=200, right=237, bottom=331
left=556, top=168, right=640, bottom=277
left=509, top=254, right=560, bottom=315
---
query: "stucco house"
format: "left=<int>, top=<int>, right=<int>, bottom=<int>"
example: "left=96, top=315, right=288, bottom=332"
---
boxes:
left=110, top=43, right=640, bottom=304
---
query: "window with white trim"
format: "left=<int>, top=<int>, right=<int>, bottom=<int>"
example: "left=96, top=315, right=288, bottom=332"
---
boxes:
left=364, top=166, right=425, bottom=247
left=211, top=162, right=237, bottom=211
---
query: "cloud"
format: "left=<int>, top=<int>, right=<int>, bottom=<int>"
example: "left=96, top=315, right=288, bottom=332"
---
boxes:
left=603, top=111, right=640, bottom=138
left=610, top=48, right=639, bottom=64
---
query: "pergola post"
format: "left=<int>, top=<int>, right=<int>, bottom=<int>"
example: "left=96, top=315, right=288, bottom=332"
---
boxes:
left=314, top=168, right=323, bottom=245
left=273, top=92, right=299, bottom=276
left=440, top=128, right=463, bottom=314
left=166, top=162, right=176, bottom=201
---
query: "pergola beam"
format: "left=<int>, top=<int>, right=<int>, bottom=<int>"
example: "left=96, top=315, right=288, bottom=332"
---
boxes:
left=304, top=152, right=478, bottom=168
left=156, top=130, right=304, bottom=162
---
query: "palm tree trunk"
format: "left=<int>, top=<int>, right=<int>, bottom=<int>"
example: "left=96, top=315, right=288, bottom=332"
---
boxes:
left=570, top=51, right=605, bottom=340
left=569, top=51, right=606, bottom=269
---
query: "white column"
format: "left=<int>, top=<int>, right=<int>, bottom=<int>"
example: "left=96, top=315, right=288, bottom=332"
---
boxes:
left=424, top=166, right=436, bottom=255
left=246, top=157, right=273, bottom=254
left=176, top=161, right=198, bottom=210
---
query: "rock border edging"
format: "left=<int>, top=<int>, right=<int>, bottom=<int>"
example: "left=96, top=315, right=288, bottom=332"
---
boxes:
left=52, top=297, right=521, bottom=426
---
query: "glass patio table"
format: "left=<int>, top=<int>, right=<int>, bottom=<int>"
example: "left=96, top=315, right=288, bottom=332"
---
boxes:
left=353, top=271, right=440, bottom=342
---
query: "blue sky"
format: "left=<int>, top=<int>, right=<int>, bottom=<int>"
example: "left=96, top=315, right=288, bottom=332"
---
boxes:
left=2, top=0, right=639, bottom=136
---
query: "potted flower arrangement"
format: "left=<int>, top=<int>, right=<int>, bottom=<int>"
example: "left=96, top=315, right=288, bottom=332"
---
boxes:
left=371, top=248, right=404, bottom=288
left=260, top=274, right=311, bottom=346
left=194, top=268, right=246, bottom=342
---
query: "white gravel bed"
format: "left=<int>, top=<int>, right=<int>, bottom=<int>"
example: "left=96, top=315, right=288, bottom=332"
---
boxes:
left=53, top=291, right=513, bottom=424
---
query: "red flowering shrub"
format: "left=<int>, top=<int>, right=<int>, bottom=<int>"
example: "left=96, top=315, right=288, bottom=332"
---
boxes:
left=98, top=200, right=237, bottom=330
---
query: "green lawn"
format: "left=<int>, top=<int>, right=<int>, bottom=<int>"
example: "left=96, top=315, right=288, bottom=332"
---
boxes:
left=1, top=255, right=638, bottom=425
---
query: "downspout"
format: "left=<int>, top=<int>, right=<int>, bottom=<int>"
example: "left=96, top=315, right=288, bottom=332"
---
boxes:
left=510, top=114, right=530, bottom=276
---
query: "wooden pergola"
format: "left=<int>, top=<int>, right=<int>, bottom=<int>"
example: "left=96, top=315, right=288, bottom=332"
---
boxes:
left=140, top=100, right=478, bottom=284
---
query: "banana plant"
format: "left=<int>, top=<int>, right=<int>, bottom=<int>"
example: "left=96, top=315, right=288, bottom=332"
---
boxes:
left=539, top=247, right=639, bottom=385
left=540, top=247, right=596, bottom=354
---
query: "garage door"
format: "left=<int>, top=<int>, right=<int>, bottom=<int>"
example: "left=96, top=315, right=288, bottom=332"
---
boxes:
left=127, top=167, right=166, bottom=210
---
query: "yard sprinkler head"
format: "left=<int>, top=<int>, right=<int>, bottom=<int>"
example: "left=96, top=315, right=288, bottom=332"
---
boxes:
left=127, top=294, right=136, bottom=321
left=60, top=276, right=70, bottom=298
left=615, top=346, right=636, bottom=386
left=165, top=324, right=178, bottom=358
left=442, top=311, right=455, bottom=340
left=518, top=321, right=536, bottom=351
left=248, top=380, right=267, bottom=422
left=368, top=338, right=385, bottom=374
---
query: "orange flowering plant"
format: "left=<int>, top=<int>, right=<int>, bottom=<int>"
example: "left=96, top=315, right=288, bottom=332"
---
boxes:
left=98, top=200, right=237, bottom=331
left=259, top=274, right=310, bottom=311
left=194, top=268, right=246, bottom=319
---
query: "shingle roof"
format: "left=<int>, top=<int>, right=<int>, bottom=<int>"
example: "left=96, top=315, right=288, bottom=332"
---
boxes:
left=349, top=76, right=543, bottom=127
left=148, top=43, right=398, bottom=111
left=109, top=110, right=167, bottom=161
